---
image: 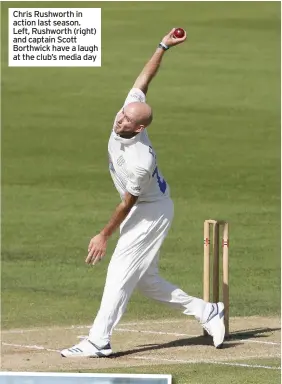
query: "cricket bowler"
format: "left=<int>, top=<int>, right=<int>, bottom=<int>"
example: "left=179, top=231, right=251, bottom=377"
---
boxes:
left=61, top=28, right=225, bottom=357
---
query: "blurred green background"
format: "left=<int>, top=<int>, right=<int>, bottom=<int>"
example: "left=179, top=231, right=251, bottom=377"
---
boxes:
left=1, top=1, right=280, bottom=330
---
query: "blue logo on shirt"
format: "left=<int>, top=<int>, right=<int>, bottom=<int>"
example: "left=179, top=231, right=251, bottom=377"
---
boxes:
left=152, top=166, right=167, bottom=194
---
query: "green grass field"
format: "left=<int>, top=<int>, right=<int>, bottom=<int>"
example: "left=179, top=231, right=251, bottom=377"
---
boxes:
left=92, top=362, right=281, bottom=384
left=1, top=1, right=280, bottom=383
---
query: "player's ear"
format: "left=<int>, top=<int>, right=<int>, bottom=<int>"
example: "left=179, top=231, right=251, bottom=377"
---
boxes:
left=136, top=125, right=145, bottom=133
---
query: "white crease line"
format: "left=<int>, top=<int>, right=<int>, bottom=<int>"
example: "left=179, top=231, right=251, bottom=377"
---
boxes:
left=2, top=325, right=91, bottom=334
left=119, top=320, right=184, bottom=326
left=3, top=317, right=280, bottom=334
left=3, top=326, right=280, bottom=346
left=243, top=339, right=279, bottom=345
left=115, top=328, right=281, bottom=346
left=116, top=328, right=190, bottom=337
left=2, top=342, right=280, bottom=371
left=1, top=321, right=182, bottom=334
left=130, top=356, right=281, bottom=370
left=2, top=342, right=59, bottom=353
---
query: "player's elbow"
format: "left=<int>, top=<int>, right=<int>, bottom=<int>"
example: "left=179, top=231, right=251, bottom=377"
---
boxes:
left=123, top=192, right=139, bottom=211
left=133, top=77, right=149, bottom=95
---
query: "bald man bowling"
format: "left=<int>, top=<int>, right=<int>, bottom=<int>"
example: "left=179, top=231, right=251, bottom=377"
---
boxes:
left=61, top=28, right=225, bottom=358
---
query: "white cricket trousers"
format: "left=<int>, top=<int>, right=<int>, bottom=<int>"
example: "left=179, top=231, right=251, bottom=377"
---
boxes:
left=89, top=198, right=207, bottom=346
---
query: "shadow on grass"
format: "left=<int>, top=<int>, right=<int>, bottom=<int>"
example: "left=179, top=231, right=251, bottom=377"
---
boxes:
left=109, top=327, right=280, bottom=358
left=110, top=335, right=237, bottom=358
left=227, top=326, right=281, bottom=341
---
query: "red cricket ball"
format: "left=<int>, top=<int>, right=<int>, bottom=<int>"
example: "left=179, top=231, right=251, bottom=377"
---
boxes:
left=173, top=28, right=185, bottom=38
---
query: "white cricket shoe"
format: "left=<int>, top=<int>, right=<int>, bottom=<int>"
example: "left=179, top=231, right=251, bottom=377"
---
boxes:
left=61, top=338, right=112, bottom=358
left=202, top=302, right=225, bottom=348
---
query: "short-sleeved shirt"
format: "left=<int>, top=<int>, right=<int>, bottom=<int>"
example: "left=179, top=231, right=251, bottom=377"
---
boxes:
left=108, top=88, right=170, bottom=202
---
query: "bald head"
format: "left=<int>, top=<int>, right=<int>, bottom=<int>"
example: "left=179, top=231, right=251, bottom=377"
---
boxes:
left=124, top=102, right=153, bottom=128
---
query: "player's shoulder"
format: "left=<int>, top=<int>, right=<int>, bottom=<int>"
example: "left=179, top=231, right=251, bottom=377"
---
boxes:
left=123, top=88, right=146, bottom=107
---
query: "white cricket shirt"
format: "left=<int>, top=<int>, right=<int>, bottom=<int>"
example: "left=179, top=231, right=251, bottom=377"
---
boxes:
left=108, top=88, right=170, bottom=203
